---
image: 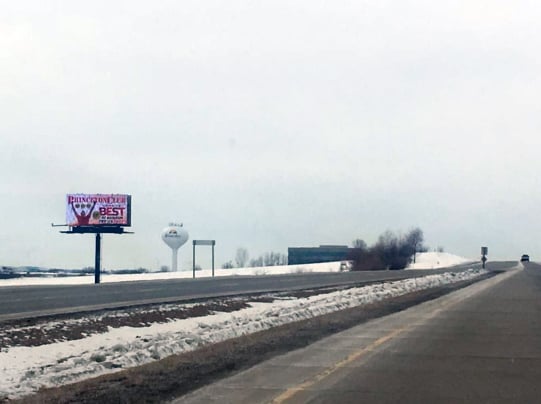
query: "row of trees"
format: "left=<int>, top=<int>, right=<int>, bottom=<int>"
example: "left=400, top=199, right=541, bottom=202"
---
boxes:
left=223, top=227, right=427, bottom=271
left=349, top=227, right=427, bottom=271
left=222, top=248, right=287, bottom=269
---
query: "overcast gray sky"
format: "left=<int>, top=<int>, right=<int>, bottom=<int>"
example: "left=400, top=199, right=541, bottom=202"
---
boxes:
left=2, top=1, right=540, bottom=270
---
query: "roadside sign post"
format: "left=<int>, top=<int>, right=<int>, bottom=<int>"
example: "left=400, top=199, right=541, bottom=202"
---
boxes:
left=481, top=246, right=488, bottom=269
left=192, top=240, right=216, bottom=278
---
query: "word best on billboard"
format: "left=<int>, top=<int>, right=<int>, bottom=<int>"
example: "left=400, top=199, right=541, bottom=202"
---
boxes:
left=66, top=194, right=132, bottom=227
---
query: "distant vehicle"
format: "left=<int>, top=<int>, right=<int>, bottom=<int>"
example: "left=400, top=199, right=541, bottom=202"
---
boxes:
left=521, top=254, right=530, bottom=262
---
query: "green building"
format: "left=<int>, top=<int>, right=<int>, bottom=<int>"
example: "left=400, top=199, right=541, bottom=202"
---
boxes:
left=288, top=245, right=352, bottom=265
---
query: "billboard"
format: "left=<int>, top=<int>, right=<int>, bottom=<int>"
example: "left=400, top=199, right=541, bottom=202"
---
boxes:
left=66, top=194, right=131, bottom=227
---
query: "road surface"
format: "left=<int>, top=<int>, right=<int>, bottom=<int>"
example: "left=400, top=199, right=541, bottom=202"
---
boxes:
left=0, top=264, right=479, bottom=321
left=179, top=261, right=540, bottom=403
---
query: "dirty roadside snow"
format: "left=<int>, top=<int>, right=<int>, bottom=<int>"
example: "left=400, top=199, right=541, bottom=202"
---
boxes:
left=1, top=268, right=487, bottom=400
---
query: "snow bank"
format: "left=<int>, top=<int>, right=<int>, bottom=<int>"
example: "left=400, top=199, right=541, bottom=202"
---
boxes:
left=0, top=267, right=485, bottom=399
left=407, top=252, right=474, bottom=270
left=0, top=261, right=346, bottom=287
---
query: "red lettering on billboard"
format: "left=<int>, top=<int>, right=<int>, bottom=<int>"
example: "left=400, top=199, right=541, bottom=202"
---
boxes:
left=66, top=194, right=131, bottom=227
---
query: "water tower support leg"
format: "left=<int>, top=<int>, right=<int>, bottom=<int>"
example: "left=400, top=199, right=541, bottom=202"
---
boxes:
left=172, top=248, right=178, bottom=272
left=95, top=233, right=101, bottom=284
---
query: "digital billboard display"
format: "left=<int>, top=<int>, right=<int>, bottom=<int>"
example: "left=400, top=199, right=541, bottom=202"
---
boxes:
left=66, top=194, right=131, bottom=227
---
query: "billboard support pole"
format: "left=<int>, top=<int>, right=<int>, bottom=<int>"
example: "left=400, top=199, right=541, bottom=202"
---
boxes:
left=95, top=233, right=101, bottom=284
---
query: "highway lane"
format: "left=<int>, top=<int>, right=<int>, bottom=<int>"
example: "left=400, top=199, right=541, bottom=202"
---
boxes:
left=0, top=263, right=482, bottom=321
left=180, top=261, right=528, bottom=403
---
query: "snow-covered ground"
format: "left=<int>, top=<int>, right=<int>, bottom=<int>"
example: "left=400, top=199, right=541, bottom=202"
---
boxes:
left=1, top=264, right=486, bottom=399
left=0, top=252, right=473, bottom=287
left=407, top=252, right=475, bottom=270
left=0, top=261, right=346, bottom=287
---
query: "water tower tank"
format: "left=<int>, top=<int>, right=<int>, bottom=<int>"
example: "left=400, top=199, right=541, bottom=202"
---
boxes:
left=161, top=223, right=189, bottom=271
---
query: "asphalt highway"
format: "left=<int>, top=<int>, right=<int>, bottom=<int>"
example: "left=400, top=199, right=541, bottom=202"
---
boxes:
left=0, top=263, right=481, bottom=321
left=180, top=261, right=535, bottom=403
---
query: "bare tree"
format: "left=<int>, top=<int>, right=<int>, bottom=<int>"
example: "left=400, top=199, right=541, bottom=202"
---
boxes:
left=222, top=261, right=234, bottom=269
left=406, top=227, right=424, bottom=264
left=235, top=247, right=249, bottom=268
left=263, top=252, right=287, bottom=266
left=249, top=252, right=287, bottom=267
left=352, top=239, right=367, bottom=250
left=350, top=227, right=426, bottom=271
left=249, top=257, right=264, bottom=267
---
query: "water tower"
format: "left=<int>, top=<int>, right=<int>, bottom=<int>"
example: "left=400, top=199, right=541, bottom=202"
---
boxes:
left=161, top=223, right=189, bottom=271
